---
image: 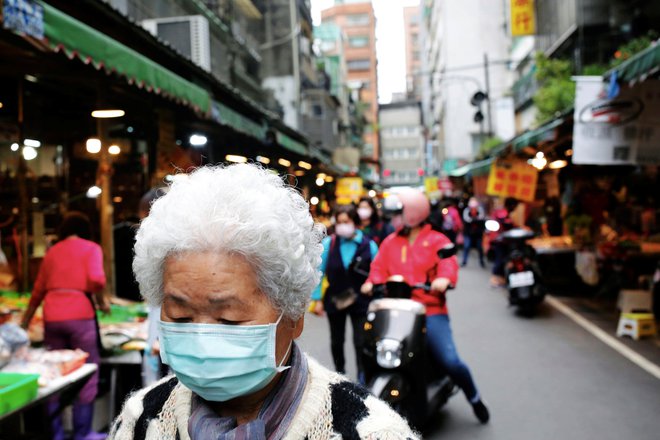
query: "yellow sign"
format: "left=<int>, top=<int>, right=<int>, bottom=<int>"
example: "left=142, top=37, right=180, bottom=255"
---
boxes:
left=486, top=160, right=538, bottom=202
left=510, top=0, right=536, bottom=36
left=424, top=177, right=440, bottom=200
left=336, top=177, right=363, bottom=205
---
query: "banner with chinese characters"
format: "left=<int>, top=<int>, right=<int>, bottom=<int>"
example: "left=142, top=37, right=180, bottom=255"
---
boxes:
left=486, top=160, right=538, bottom=202
left=510, top=0, right=536, bottom=36
left=572, top=76, right=660, bottom=165
left=336, top=177, right=363, bottom=205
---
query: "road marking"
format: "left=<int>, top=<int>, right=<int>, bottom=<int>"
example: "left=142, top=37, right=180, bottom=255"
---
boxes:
left=546, top=296, right=660, bottom=380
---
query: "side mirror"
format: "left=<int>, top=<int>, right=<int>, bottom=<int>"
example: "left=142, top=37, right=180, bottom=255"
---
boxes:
left=437, top=243, right=457, bottom=259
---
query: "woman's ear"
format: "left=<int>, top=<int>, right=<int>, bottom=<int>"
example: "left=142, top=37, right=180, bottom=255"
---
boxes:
left=291, top=315, right=305, bottom=339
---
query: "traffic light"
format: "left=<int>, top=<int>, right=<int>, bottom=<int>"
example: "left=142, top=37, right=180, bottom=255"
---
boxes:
left=470, top=91, right=488, bottom=125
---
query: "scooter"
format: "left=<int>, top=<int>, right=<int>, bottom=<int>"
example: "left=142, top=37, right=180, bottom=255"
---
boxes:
left=487, top=220, right=545, bottom=314
left=361, top=244, right=457, bottom=429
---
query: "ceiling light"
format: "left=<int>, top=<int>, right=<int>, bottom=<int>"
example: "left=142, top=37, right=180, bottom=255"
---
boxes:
left=298, top=161, right=312, bottom=170
left=24, top=75, right=38, bottom=83
left=315, top=178, right=325, bottom=186
left=548, top=159, right=568, bottom=169
left=86, top=138, right=101, bottom=154
left=225, top=155, right=248, bottom=163
left=91, top=109, right=125, bottom=118
left=22, top=146, right=38, bottom=160
left=113, top=196, right=123, bottom=203
left=368, top=190, right=377, bottom=198
left=310, top=196, right=319, bottom=205
left=0, top=102, right=4, bottom=109
left=86, top=186, right=102, bottom=198
left=189, top=134, right=207, bottom=146
left=256, top=156, right=271, bottom=164
left=10, top=143, right=19, bottom=151
left=108, top=145, right=121, bottom=155
left=324, top=176, right=334, bottom=183
left=24, top=139, right=40, bottom=148
left=530, top=155, right=547, bottom=170
left=294, top=170, right=305, bottom=176
left=278, top=158, right=291, bottom=167
left=317, top=173, right=327, bottom=180
left=565, top=149, right=573, bottom=157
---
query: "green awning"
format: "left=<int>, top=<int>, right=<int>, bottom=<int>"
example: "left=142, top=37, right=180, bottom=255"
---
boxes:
left=448, top=158, right=493, bottom=177
left=211, top=101, right=266, bottom=140
left=605, top=42, right=660, bottom=83
left=40, top=1, right=211, bottom=113
left=276, top=131, right=307, bottom=156
left=309, top=147, right=333, bottom=166
left=510, top=117, right=564, bottom=151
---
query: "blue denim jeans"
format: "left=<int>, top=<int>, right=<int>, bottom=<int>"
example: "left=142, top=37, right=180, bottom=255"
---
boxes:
left=462, top=234, right=484, bottom=266
left=426, top=314, right=479, bottom=402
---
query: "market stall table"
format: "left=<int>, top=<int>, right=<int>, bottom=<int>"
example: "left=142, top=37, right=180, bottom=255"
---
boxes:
left=0, top=364, right=97, bottom=436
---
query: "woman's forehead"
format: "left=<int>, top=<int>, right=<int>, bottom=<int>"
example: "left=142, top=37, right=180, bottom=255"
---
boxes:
left=162, top=251, right=261, bottom=300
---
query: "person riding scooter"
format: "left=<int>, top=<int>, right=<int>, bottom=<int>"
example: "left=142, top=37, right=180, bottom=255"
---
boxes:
left=361, top=190, right=490, bottom=424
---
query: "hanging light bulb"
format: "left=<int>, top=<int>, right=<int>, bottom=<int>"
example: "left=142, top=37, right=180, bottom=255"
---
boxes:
left=86, top=138, right=101, bottom=154
left=22, top=146, right=38, bottom=160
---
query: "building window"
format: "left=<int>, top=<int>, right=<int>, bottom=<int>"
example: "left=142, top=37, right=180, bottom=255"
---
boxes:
left=346, top=13, right=370, bottom=26
left=321, top=41, right=336, bottom=52
left=347, top=59, right=371, bottom=71
left=348, top=36, right=369, bottom=47
left=312, top=104, right=324, bottom=118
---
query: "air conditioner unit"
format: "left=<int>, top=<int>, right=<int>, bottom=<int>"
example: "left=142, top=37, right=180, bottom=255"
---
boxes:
left=141, top=15, right=211, bottom=72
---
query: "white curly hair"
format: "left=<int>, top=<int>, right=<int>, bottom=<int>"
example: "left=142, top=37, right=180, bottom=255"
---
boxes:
left=132, top=164, right=326, bottom=319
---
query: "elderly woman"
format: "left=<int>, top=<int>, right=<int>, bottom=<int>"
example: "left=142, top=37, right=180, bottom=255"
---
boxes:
left=109, top=164, right=418, bottom=440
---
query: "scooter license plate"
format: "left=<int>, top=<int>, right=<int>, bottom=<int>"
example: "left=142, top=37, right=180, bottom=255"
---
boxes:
left=509, top=271, right=534, bottom=288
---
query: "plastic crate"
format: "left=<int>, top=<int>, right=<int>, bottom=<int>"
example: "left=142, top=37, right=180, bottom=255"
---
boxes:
left=0, top=373, right=40, bottom=416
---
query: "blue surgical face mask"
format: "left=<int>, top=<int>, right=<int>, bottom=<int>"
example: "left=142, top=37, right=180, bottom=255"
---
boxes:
left=159, top=313, right=291, bottom=402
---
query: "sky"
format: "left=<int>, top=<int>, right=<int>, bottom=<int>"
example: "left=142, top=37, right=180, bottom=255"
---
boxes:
left=311, top=0, right=420, bottom=104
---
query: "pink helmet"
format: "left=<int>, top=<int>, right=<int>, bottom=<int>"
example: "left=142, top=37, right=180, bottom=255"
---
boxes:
left=397, top=190, right=430, bottom=227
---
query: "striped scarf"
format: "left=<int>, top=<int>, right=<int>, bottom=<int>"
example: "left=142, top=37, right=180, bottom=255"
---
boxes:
left=187, top=343, right=308, bottom=440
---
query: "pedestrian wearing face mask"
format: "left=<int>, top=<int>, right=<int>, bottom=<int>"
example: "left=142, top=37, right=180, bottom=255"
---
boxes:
left=461, top=197, right=486, bottom=268
left=311, top=205, right=379, bottom=384
left=357, top=197, right=394, bottom=246
left=109, top=165, right=418, bottom=440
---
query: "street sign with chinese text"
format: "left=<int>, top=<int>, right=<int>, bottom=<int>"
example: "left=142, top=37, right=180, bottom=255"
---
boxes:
left=510, top=0, right=536, bottom=36
left=486, top=160, right=538, bottom=202
left=2, top=0, right=44, bottom=39
left=336, top=177, right=363, bottom=205
left=573, top=76, right=660, bottom=165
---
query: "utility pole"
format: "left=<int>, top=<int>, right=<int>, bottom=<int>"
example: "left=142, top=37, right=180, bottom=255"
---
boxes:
left=96, top=116, right=115, bottom=298
left=484, top=53, right=493, bottom=137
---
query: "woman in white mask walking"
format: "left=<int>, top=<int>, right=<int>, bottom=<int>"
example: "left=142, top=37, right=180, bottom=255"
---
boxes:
left=108, top=165, right=417, bottom=440
left=357, top=196, right=394, bottom=246
left=311, top=205, right=378, bottom=385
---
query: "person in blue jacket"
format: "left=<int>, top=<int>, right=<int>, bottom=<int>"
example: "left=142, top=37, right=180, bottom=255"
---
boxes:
left=312, top=204, right=378, bottom=384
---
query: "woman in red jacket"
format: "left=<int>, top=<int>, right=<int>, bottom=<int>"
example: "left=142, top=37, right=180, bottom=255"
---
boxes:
left=22, top=212, right=109, bottom=440
left=361, top=190, right=490, bottom=424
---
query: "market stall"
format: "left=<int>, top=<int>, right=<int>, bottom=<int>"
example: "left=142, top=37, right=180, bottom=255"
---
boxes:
left=0, top=290, right=149, bottom=435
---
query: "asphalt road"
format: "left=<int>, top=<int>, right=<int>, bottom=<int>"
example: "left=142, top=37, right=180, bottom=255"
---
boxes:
left=297, top=260, right=660, bottom=440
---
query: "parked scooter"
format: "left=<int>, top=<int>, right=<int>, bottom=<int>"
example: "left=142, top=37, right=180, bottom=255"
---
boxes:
left=361, top=244, right=457, bottom=429
left=486, top=220, right=545, bottom=314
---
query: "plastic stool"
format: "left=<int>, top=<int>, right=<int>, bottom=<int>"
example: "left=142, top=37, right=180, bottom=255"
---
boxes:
left=616, top=313, right=657, bottom=340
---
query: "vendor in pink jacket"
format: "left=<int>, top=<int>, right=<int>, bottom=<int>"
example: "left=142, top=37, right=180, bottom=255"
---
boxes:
left=361, top=190, right=490, bottom=424
left=22, top=211, right=108, bottom=440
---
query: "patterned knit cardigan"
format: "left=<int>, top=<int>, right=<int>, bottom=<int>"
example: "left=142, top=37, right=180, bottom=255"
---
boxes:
left=108, top=356, right=420, bottom=440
